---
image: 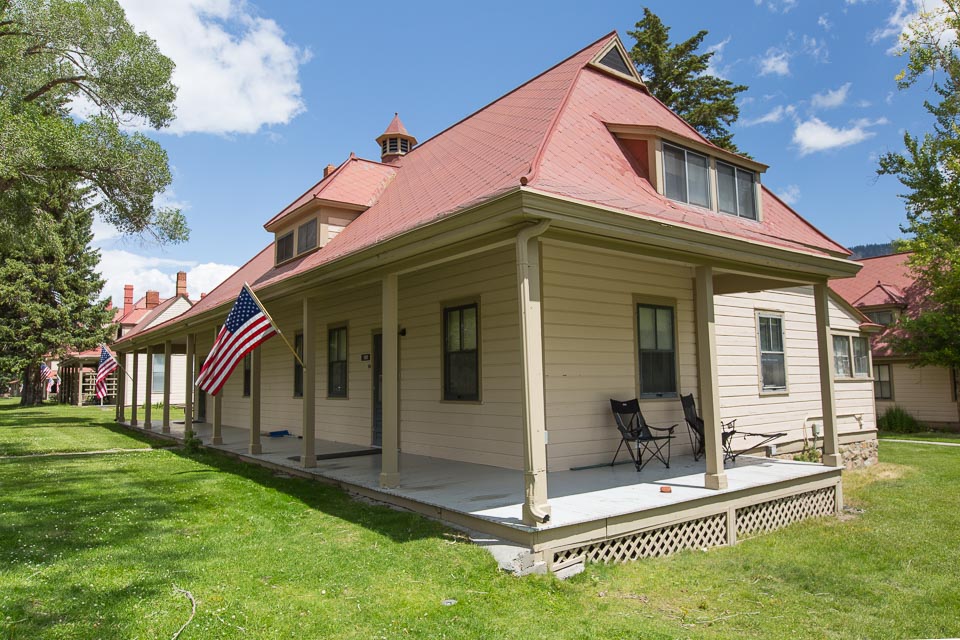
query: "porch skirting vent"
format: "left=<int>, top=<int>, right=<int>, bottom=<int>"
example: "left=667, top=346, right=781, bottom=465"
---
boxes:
left=551, top=486, right=837, bottom=566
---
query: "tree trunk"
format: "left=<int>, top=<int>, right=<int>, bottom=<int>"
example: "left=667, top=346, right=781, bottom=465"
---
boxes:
left=19, top=364, right=44, bottom=406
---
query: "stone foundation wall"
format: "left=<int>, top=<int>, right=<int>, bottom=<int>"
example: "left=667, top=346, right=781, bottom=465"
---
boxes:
left=840, top=438, right=879, bottom=469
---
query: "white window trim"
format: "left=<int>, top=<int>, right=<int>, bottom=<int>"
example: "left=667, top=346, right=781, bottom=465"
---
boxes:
left=755, top=309, right=788, bottom=395
left=832, top=333, right=872, bottom=380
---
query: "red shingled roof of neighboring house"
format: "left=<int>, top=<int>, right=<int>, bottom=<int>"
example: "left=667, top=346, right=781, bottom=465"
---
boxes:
left=118, top=32, right=854, bottom=345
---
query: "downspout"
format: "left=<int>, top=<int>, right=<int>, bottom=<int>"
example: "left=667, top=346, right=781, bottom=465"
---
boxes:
left=516, top=219, right=552, bottom=524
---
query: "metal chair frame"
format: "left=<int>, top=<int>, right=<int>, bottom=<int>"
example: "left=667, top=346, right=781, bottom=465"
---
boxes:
left=610, top=398, right=676, bottom=472
left=680, top=393, right=786, bottom=463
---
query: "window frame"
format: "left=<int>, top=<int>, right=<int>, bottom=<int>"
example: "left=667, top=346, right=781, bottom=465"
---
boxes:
left=151, top=353, right=164, bottom=391
left=756, top=310, right=788, bottom=394
left=633, top=296, right=680, bottom=400
left=327, top=324, right=348, bottom=399
left=293, top=332, right=304, bottom=398
left=832, top=333, right=871, bottom=379
left=442, top=301, right=481, bottom=402
left=865, top=309, right=895, bottom=326
left=275, top=230, right=294, bottom=264
left=715, top=160, right=758, bottom=220
left=662, top=142, right=712, bottom=210
left=296, top=218, right=318, bottom=255
left=873, top=363, right=893, bottom=400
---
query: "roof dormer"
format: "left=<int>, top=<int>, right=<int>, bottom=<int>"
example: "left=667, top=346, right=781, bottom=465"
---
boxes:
left=376, top=113, right=417, bottom=164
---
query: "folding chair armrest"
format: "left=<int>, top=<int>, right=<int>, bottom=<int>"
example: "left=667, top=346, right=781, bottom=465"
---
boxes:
left=721, top=419, right=737, bottom=430
left=647, top=423, right=677, bottom=434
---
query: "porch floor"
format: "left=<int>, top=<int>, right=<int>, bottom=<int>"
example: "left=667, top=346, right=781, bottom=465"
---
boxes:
left=125, top=419, right=836, bottom=534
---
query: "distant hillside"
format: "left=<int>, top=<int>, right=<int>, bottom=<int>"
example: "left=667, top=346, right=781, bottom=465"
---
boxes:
left=848, top=243, right=895, bottom=259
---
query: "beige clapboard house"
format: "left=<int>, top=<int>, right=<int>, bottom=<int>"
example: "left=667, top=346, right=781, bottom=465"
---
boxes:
left=113, top=34, right=877, bottom=573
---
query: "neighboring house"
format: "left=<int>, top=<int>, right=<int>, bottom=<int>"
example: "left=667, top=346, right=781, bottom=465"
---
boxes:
left=113, top=34, right=872, bottom=570
left=832, top=252, right=960, bottom=427
left=58, top=272, right=194, bottom=407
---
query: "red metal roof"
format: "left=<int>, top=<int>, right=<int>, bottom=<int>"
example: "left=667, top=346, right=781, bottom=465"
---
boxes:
left=381, top=113, right=411, bottom=137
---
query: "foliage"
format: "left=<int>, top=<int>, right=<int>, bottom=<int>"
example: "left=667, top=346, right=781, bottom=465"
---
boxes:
left=2, top=402, right=960, bottom=638
left=0, top=181, right=113, bottom=404
left=878, top=1, right=960, bottom=368
left=877, top=405, right=926, bottom=434
left=627, top=8, right=748, bottom=153
left=0, top=0, right=187, bottom=247
left=848, top=242, right=896, bottom=259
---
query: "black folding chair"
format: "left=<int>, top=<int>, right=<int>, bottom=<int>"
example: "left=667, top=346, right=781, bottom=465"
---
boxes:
left=680, top=394, right=785, bottom=463
left=610, top=399, right=676, bottom=472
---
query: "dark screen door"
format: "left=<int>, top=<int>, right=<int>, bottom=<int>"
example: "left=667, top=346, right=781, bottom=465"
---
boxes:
left=372, top=333, right=382, bottom=446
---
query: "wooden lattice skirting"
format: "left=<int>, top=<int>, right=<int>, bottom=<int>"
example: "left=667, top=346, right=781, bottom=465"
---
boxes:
left=551, top=485, right=837, bottom=566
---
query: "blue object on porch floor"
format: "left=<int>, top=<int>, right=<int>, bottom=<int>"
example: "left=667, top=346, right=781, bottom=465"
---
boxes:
left=267, top=430, right=291, bottom=437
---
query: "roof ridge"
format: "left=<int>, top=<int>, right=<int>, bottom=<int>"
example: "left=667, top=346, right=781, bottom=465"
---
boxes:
left=857, top=250, right=913, bottom=261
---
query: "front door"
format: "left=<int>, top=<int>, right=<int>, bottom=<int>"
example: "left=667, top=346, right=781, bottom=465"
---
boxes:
left=372, top=333, right=382, bottom=447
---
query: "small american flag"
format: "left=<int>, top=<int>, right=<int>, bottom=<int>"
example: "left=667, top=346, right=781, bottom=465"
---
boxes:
left=40, top=363, right=51, bottom=379
left=195, top=284, right=277, bottom=396
left=95, top=346, right=118, bottom=399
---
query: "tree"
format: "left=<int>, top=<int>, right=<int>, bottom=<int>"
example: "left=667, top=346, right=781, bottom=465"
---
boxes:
left=0, top=181, right=113, bottom=405
left=0, top=0, right=187, bottom=247
left=628, top=8, right=748, bottom=153
left=878, top=1, right=960, bottom=370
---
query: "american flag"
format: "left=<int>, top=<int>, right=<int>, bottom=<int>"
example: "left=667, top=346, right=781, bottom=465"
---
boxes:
left=95, top=346, right=118, bottom=399
left=40, top=363, right=51, bottom=379
left=195, top=284, right=277, bottom=396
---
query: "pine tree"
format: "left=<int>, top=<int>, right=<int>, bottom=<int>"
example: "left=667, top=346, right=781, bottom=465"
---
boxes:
left=628, top=8, right=748, bottom=153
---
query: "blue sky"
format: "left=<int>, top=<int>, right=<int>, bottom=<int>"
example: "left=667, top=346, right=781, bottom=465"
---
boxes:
left=92, top=0, right=939, bottom=304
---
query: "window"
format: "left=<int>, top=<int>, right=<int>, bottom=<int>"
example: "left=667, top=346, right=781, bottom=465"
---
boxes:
left=293, top=332, right=303, bottom=398
left=297, top=219, right=317, bottom=255
left=866, top=310, right=894, bottom=326
left=833, top=335, right=852, bottom=378
left=852, top=336, right=870, bottom=377
left=874, top=364, right=892, bottom=399
left=327, top=326, right=347, bottom=398
left=151, top=353, right=164, bottom=390
left=716, top=161, right=758, bottom=220
left=276, top=231, right=294, bottom=263
left=637, top=303, right=677, bottom=398
left=663, top=143, right=710, bottom=208
left=443, top=304, right=479, bottom=401
left=834, top=335, right=870, bottom=378
left=242, top=353, right=251, bottom=397
left=758, top=313, right=786, bottom=391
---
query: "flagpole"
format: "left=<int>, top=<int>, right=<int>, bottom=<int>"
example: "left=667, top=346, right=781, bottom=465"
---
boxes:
left=243, top=283, right=305, bottom=369
left=104, top=345, right=135, bottom=383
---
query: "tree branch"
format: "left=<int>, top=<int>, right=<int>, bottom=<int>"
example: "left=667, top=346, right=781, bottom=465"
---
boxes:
left=23, top=76, right=88, bottom=102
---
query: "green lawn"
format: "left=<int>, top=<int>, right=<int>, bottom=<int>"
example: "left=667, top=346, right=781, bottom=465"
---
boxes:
left=878, top=430, right=960, bottom=444
left=1, top=402, right=958, bottom=639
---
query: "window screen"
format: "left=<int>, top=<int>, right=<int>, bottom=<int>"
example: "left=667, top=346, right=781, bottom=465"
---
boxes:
left=328, top=327, right=347, bottom=398
left=758, top=314, right=786, bottom=390
left=444, top=304, right=479, bottom=401
left=276, top=231, right=294, bottom=263
left=637, top=303, right=677, bottom=398
left=297, top=219, right=317, bottom=255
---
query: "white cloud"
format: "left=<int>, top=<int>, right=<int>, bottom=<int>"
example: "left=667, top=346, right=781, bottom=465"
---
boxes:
left=704, top=37, right=732, bottom=79
left=792, top=116, right=887, bottom=155
left=811, top=82, right=852, bottom=109
left=756, top=0, right=798, bottom=13
left=778, top=184, right=801, bottom=205
left=116, top=0, right=310, bottom=135
left=96, top=250, right=238, bottom=308
left=758, top=48, right=791, bottom=76
left=741, top=104, right=796, bottom=126
left=872, top=0, right=954, bottom=51
left=801, top=34, right=830, bottom=62
left=818, top=14, right=832, bottom=30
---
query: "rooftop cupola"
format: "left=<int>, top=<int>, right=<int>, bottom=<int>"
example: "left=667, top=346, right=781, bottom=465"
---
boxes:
left=376, top=113, right=417, bottom=163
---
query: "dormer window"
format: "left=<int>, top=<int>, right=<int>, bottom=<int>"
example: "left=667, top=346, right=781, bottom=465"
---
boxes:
left=297, top=218, right=318, bottom=255
left=276, top=231, right=294, bottom=263
left=663, top=143, right=710, bottom=209
left=717, top=161, right=758, bottom=220
left=866, top=309, right=895, bottom=326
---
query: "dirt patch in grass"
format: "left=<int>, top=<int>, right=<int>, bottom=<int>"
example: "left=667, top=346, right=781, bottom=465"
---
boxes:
left=843, top=462, right=912, bottom=506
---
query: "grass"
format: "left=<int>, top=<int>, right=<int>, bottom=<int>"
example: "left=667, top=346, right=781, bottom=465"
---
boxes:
left=878, top=431, right=960, bottom=443
left=1, top=399, right=959, bottom=639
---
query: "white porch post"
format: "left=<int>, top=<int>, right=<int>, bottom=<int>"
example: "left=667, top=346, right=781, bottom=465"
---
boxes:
left=130, top=353, right=139, bottom=425
left=695, top=266, right=728, bottom=490
left=250, top=345, right=262, bottom=454
left=116, top=353, right=126, bottom=422
left=75, top=365, right=84, bottom=407
left=517, top=224, right=551, bottom=525
left=379, top=273, right=400, bottom=488
left=143, top=346, right=153, bottom=430
left=162, top=340, right=172, bottom=433
left=814, top=282, right=843, bottom=468
left=302, top=296, right=317, bottom=468
left=211, top=329, right=223, bottom=445
left=184, top=333, right=194, bottom=439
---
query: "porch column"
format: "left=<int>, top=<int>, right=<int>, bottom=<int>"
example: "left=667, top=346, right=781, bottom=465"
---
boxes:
left=143, top=346, right=153, bottom=430
left=75, top=365, right=83, bottom=407
left=211, top=329, right=223, bottom=445
left=162, top=340, right=172, bottom=433
left=695, top=266, right=727, bottom=490
left=301, top=296, right=317, bottom=468
left=184, top=333, right=194, bottom=439
left=517, top=226, right=551, bottom=525
left=814, top=282, right=843, bottom=468
left=130, top=353, right=139, bottom=425
left=250, top=345, right=262, bottom=455
left=116, top=353, right=126, bottom=422
left=379, top=273, right=400, bottom=488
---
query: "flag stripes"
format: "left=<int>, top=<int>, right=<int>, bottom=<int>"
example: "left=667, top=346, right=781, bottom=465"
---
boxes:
left=95, top=346, right=118, bottom=399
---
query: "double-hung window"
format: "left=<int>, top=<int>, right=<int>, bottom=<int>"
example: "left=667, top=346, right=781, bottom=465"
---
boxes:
left=328, top=326, right=347, bottom=398
left=663, top=143, right=710, bottom=209
left=297, top=219, right=318, bottom=255
left=636, top=303, right=677, bottom=398
left=833, top=335, right=853, bottom=378
left=151, top=353, right=164, bottom=390
left=293, top=332, right=304, bottom=397
left=758, top=313, right=786, bottom=391
left=716, top=161, right=758, bottom=220
left=874, top=364, right=892, bottom=399
left=834, top=335, right=870, bottom=378
left=443, top=304, right=479, bottom=401
left=276, top=231, right=294, bottom=263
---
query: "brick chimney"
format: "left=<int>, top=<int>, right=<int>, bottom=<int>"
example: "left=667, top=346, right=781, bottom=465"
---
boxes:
left=324, top=163, right=336, bottom=178
left=123, top=285, right=134, bottom=318
left=200, top=292, right=207, bottom=299
left=145, top=290, right=160, bottom=309
left=176, top=271, right=188, bottom=297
